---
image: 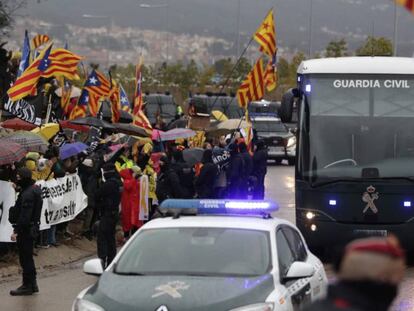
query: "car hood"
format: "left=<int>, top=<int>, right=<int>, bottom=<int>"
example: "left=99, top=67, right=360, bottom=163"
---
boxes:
left=84, top=272, right=274, bottom=311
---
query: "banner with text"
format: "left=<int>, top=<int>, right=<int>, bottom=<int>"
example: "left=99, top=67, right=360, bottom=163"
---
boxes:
left=0, top=181, right=16, bottom=242
left=37, top=174, right=87, bottom=230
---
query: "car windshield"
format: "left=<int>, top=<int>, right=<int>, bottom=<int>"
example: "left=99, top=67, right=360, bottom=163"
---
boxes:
left=253, top=121, right=287, bottom=133
left=115, top=228, right=271, bottom=277
left=299, top=74, right=414, bottom=181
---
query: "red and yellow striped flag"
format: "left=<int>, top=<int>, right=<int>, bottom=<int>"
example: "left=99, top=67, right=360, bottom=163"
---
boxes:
left=88, top=92, right=101, bottom=117
left=32, top=34, right=50, bottom=49
left=264, top=59, right=277, bottom=92
left=7, top=44, right=82, bottom=101
left=237, top=58, right=265, bottom=109
left=254, top=10, right=277, bottom=58
left=109, top=84, right=121, bottom=123
left=395, top=0, right=414, bottom=14
left=133, top=56, right=152, bottom=133
left=84, top=70, right=111, bottom=97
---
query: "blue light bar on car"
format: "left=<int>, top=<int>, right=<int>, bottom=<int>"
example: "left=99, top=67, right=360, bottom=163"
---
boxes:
left=159, top=199, right=279, bottom=215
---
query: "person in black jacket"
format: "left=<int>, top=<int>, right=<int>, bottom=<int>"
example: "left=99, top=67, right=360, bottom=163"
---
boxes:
left=96, top=163, right=122, bottom=268
left=252, top=140, right=268, bottom=200
left=238, top=142, right=253, bottom=199
left=156, top=156, right=174, bottom=203
left=9, top=168, right=43, bottom=296
left=226, top=143, right=244, bottom=199
left=170, top=149, right=194, bottom=198
left=195, top=149, right=218, bottom=199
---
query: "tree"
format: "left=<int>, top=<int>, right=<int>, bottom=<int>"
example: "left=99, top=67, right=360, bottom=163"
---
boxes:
left=356, top=36, right=393, bottom=56
left=325, top=39, right=348, bottom=57
left=0, top=1, right=26, bottom=39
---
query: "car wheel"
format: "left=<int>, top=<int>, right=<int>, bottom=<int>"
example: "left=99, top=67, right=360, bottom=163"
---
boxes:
left=275, top=159, right=282, bottom=165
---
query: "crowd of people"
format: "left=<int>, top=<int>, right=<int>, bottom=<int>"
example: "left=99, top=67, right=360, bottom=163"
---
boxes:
left=0, top=123, right=269, bottom=294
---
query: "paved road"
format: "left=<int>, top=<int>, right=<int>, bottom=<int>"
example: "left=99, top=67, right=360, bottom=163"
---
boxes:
left=0, top=165, right=413, bottom=310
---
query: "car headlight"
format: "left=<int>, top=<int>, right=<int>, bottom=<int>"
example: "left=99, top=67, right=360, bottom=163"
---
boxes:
left=72, top=299, right=105, bottom=311
left=287, top=137, right=296, bottom=148
left=229, top=303, right=274, bottom=311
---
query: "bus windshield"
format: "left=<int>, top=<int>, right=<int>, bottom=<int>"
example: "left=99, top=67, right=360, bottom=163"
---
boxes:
left=299, top=74, right=414, bottom=182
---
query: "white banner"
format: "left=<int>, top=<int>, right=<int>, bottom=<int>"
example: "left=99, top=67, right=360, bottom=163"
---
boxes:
left=139, top=175, right=149, bottom=221
left=0, top=181, right=16, bottom=242
left=37, top=174, right=87, bottom=230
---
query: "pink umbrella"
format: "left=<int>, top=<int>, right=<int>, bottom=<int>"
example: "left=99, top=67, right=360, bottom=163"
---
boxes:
left=152, top=128, right=196, bottom=142
left=109, top=144, right=124, bottom=152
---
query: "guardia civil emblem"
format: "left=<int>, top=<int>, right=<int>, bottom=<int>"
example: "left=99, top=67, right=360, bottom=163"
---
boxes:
left=362, top=185, right=379, bottom=214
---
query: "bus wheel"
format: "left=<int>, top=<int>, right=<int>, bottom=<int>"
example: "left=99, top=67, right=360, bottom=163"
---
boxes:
left=275, top=159, right=282, bottom=165
left=288, top=158, right=295, bottom=166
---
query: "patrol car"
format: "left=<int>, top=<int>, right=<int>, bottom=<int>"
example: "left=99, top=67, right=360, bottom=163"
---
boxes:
left=251, top=116, right=296, bottom=165
left=72, top=200, right=327, bottom=311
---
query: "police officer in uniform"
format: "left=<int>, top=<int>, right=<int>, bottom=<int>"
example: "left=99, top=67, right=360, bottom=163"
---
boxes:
left=9, top=168, right=43, bottom=296
left=96, top=163, right=122, bottom=268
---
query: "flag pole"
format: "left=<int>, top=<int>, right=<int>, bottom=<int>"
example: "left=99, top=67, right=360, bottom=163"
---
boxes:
left=210, top=7, right=274, bottom=116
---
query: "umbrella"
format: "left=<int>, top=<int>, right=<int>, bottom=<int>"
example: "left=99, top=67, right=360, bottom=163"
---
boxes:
left=166, top=118, right=188, bottom=130
left=32, top=123, right=60, bottom=140
left=0, top=141, right=27, bottom=165
left=113, top=123, right=151, bottom=137
left=70, top=117, right=115, bottom=129
left=211, top=110, right=228, bottom=121
left=119, top=110, right=133, bottom=124
left=1, top=118, right=37, bottom=131
left=55, top=86, right=82, bottom=98
left=59, top=142, right=88, bottom=160
left=153, top=128, right=196, bottom=141
left=60, top=120, right=90, bottom=133
left=206, top=119, right=251, bottom=136
left=183, top=148, right=204, bottom=166
left=2, top=131, right=49, bottom=153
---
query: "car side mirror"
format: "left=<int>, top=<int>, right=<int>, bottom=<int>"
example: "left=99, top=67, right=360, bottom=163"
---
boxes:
left=83, top=258, right=104, bottom=276
left=283, top=262, right=314, bottom=282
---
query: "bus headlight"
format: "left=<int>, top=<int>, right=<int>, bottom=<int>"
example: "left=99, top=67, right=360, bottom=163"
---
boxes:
left=287, top=137, right=296, bottom=148
left=306, top=212, right=315, bottom=220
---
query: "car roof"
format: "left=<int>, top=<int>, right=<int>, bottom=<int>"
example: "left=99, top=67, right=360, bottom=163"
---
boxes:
left=298, top=57, right=414, bottom=75
left=251, top=116, right=282, bottom=122
left=141, top=216, right=293, bottom=232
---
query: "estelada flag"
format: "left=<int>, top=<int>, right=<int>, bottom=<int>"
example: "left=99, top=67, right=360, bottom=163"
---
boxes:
left=237, top=58, right=265, bottom=109
left=119, top=84, right=131, bottom=112
left=395, top=0, right=414, bottom=14
left=84, top=70, right=111, bottom=97
left=32, top=34, right=50, bottom=49
left=8, top=43, right=82, bottom=101
left=254, top=10, right=277, bottom=58
left=133, top=56, right=152, bottom=133
left=70, top=89, right=89, bottom=120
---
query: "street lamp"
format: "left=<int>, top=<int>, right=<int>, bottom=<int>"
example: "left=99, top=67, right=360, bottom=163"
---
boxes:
left=308, top=0, right=313, bottom=57
left=139, top=2, right=170, bottom=63
left=82, top=14, right=112, bottom=69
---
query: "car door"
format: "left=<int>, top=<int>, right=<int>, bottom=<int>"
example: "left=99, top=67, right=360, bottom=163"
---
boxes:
left=276, top=226, right=312, bottom=311
left=283, top=226, right=327, bottom=300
